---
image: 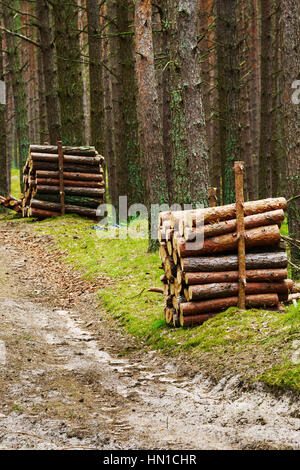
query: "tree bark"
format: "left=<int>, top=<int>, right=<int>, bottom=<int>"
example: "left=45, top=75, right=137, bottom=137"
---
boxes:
left=0, top=29, right=9, bottom=203
left=184, top=209, right=284, bottom=241
left=87, top=0, right=104, bottom=155
left=3, top=3, right=30, bottom=192
left=52, top=0, right=85, bottom=145
left=216, top=0, right=241, bottom=204
left=180, top=251, right=288, bottom=272
left=180, top=293, right=279, bottom=316
left=281, top=0, right=300, bottom=278
left=36, top=0, right=62, bottom=144
left=184, top=269, right=288, bottom=285
left=259, top=0, right=273, bottom=198
left=177, top=225, right=281, bottom=257
left=186, top=197, right=287, bottom=227
left=187, top=280, right=292, bottom=301
left=135, top=0, right=169, bottom=250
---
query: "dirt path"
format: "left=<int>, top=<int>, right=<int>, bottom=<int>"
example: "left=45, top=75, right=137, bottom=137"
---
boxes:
left=0, top=224, right=299, bottom=450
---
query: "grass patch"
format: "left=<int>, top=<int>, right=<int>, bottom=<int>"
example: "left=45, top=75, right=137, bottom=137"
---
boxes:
left=11, top=169, right=21, bottom=199
left=1, top=214, right=299, bottom=392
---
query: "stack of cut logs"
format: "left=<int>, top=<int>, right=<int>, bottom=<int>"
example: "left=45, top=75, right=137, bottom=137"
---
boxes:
left=159, top=197, right=294, bottom=328
left=22, top=144, right=105, bottom=219
left=0, top=195, right=22, bottom=213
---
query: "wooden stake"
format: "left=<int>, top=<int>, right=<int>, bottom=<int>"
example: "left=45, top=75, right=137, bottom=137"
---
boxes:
left=57, top=141, right=65, bottom=216
left=234, top=161, right=246, bottom=309
left=208, top=187, right=217, bottom=207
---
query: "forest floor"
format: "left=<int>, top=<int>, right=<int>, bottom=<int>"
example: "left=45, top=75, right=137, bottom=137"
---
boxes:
left=0, top=215, right=299, bottom=450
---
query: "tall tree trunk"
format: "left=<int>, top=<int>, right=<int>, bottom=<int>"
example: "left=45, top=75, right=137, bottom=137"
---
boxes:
left=3, top=3, right=30, bottom=192
left=135, top=0, right=169, bottom=239
left=0, top=30, right=9, bottom=202
left=36, top=0, right=61, bottom=144
left=103, top=2, right=117, bottom=207
left=281, top=0, right=300, bottom=277
left=52, top=0, right=85, bottom=145
left=155, top=2, right=174, bottom=204
left=118, top=0, right=144, bottom=206
left=249, top=0, right=260, bottom=200
left=216, top=0, right=241, bottom=204
left=259, top=0, right=273, bottom=198
left=37, top=44, right=49, bottom=144
left=87, top=0, right=104, bottom=154
left=167, top=0, right=209, bottom=206
left=271, top=0, right=285, bottom=197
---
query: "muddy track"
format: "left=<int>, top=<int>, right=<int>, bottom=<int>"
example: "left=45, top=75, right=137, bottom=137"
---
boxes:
left=0, top=224, right=299, bottom=450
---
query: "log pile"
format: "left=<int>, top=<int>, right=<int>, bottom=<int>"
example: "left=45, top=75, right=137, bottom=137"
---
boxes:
left=0, top=195, right=22, bottom=213
left=21, top=144, right=105, bottom=219
left=158, top=197, right=294, bottom=328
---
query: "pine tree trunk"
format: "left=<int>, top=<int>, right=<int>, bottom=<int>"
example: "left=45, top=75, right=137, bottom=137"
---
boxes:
left=87, top=0, right=104, bottom=154
left=36, top=0, right=61, bottom=144
left=0, top=30, right=9, bottom=203
left=281, top=0, right=300, bottom=278
left=135, top=0, right=169, bottom=249
left=103, top=3, right=117, bottom=207
left=3, top=3, right=30, bottom=192
left=216, top=0, right=241, bottom=204
left=259, top=0, right=273, bottom=198
left=167, top=0, right=209, bottom=206
left=52, top=0, right=85, bottom=145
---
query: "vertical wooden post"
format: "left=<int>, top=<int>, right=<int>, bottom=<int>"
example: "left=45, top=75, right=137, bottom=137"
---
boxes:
left=208, top=187, right=217, bottom=207
left=234, top=161, right=246, bottom=309
left=57, top=141, right=65, bottom=216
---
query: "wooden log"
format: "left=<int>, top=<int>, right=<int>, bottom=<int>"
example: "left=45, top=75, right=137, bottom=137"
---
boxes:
left=177, top=267, right=184, bottom=285
left=57, top=141, right=65, bottom=216
left=174, top=278, right=184, bottom=297
left=186, top=197, right=287, bottom=227
left=29, top=144, right=97, bottom=156
left=187, top=279, right=293, bottom=301
left=165, top=307, right=174, bottom=326
left=183, top=210, right=285, bottom=241
left=30, top=153, right=102, bottom=165
left=208, top=187, right=217, bottom=207
left=180, top=251, right=288, bottom=272
left=34, top=185, right=105, bottom=198
left=173, top=313, right=181, bottom=327
left=167, top=240, right=173, bottom=256
left=178, top=225, right=281, bottom=257
left=158, top=227, right=166, bottom=242
left=30, top=199, right=97, bottom=218
left=164, top=295, right=174, bottom=308
left=30, top=161, right=102, bottom=174
left=172, top=295, right=186, bottom=311
left=184, top=269, right=288, bottom=285
left=33, top=193, right=103, bottom=208
left=35, top=170, right=104, bottom=182
left=234, top=161, right=246, bottom=309
left=180, top=312, right=217, bottom=327
left=35, top=178, right=104, bottom=189
left=163, top=283, right=170, bottom=297
left=173, top=250, right=178, bottom=266
left=29, top=207, right=61, bottom=218
left=180, top=293, right=279, bottom=316
left=159, top=211, right=171, bottom=226
left=164, top=257, right=177, bottom=281
left=159, top=243, right=168, bottom=262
